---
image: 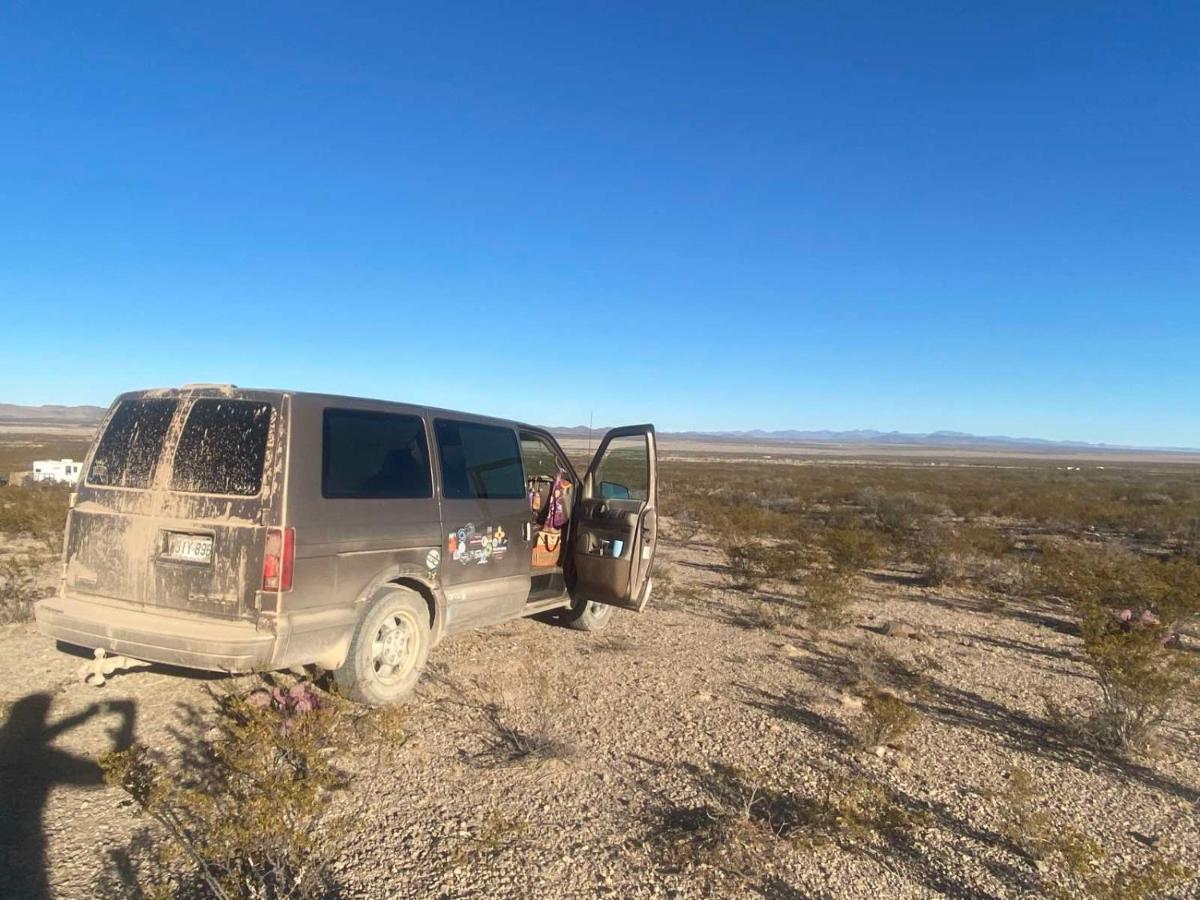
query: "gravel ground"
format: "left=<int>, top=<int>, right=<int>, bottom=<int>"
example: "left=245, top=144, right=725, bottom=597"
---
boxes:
left=1, top=523, right=1198, bottom=899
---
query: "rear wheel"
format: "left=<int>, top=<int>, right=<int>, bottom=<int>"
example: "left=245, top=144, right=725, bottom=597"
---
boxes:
left=334, top=587, right=430, bottom=706
left=564, top=596, right=615, bottom=632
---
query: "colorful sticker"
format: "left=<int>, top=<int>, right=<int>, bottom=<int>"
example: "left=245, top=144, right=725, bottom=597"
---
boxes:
left=448, top=523, right=508, bottom=565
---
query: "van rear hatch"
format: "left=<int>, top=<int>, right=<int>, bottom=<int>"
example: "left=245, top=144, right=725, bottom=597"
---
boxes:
left=64, top=390, right=283, bottom=620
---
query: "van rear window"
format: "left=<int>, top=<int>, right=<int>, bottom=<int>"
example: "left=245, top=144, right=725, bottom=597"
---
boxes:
left=170, top=399, right=273, bottom=496
left=322, top=409, right=432, bottom=499
left=88, top=398, right=178, bottom=489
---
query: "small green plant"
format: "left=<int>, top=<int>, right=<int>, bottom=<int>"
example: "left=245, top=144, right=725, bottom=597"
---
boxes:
left=853, top=688, right=919, bottom=750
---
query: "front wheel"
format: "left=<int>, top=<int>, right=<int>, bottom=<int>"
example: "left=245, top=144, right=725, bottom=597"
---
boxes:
left=563, top=596, right=615, bottom=632
left=334, top=587, right=431, bottom=706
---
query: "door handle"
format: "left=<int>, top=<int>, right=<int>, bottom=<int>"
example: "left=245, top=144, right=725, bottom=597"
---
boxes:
left=522, top=521, right=533, bottom=543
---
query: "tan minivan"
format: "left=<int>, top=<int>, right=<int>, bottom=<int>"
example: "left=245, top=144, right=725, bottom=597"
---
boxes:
left=35, top=386, right=658, bottom=704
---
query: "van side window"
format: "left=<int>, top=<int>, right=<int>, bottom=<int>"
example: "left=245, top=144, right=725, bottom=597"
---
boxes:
left=435, top=420, right=524, bottom=500
left=171, top=399, right=273, bottom=496
left=323, top=409, right=432, bottom=499
left=87, top=398, right=178, bottom=489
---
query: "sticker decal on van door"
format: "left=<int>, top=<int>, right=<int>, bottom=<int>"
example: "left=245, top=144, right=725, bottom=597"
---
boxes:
left=447, top=523, right=508, bottom=565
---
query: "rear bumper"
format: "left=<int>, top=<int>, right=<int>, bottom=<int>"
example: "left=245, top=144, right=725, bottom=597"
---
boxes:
left=35, top=592, right=277, bottom=673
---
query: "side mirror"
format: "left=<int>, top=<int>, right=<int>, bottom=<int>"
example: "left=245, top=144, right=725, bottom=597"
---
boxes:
left=600, top=481, right=631, bottom=500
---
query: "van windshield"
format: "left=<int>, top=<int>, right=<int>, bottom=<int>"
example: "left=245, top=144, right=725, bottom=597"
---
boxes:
left=88, top=398, right=178, bottom=489
left=170, top=399, right=273, bottom=496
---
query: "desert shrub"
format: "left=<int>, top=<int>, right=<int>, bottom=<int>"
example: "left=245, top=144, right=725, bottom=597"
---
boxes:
left=724, top=542, right=803, bottom=590
left=955, top=524, right=1010, bottom=558
left=821, top=526, right=884, bottom=572
left=799, top=570, right=852, bottom=629
left=858, top=489, right=930, bottom=535
left=0, top=484, right=70, bottom=546
left=0, top=556, right=49, bottom=624
left=739, top=597, right=793, bottom=631
left=853, top=688, right=919, bottom=750
left=101, top=682, right=349, bottom=899
left=651, top=763, right=924, bottom=888
left=431, top=667, right=574, bottom=767
left=999, top=767, right=1191, bottom=899
left=910, top=527, right=966, bottom=587
left=1038, top=544, right=1199, bottom=749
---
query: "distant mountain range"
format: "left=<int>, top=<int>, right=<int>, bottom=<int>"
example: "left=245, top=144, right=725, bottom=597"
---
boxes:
left=552, top=426, right=1199, bottom=454
left=0, top=404, right=1192, bottom=454
left=0, top=403, right=107, bottom=423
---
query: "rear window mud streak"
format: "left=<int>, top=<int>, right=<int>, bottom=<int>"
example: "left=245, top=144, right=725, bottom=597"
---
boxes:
left=87, top=397, right=274, bottom=496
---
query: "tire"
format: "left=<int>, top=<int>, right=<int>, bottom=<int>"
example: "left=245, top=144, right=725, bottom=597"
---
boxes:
left=334, top=587, right=431, bottom=706
left=563, top=596, right=615, bottom=632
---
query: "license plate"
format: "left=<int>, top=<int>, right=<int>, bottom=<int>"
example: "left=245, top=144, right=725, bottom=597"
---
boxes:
left=163, top=532, right=213, bottom=564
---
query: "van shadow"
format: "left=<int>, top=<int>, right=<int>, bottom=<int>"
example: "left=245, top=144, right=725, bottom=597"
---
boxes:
left=0, top=692, right=137, bottom=899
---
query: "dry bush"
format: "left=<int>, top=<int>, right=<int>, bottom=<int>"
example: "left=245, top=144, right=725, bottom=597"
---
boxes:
left=821, top=526, right=884, bottom=573
left=723, top=542, right=802, bottom=590
left=853, top=688, right=919, bottom=750
left=432, top=667, right=575, bottom=768
left=998, top=767, right=1191, bottom=899
left=101, top=683, right=349, bottom=899
left=799, top=570, right=853, bottom=629
left=449, top=812, right=530, bottom=866
left=910, top=526, right=967, bottom=587
left=0, top=484, right=71, bottom=547
left=1038, top=544, right=1199, bottom=750
left=0, top=556, right=49, bottom=624
left=651, top=764, right=925, bottom=886
left=739, top=597, right=793, bottom=631
left=858, top=489, right=931, bottom=535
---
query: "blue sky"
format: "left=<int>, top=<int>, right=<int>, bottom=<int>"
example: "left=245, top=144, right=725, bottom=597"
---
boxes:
left=1, top=3, right=1197, bottom=447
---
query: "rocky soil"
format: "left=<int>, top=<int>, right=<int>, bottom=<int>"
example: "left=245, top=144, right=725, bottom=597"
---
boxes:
left=1, top=523, right=1198, bottom=898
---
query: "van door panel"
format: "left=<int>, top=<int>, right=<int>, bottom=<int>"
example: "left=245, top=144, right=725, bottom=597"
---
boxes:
left=438, top=498, right=530, bottom=630
left=568, top=426, right=658, bottom=612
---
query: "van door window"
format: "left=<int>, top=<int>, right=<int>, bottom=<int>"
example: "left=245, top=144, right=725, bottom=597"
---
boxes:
left=434, top=420, right=524, bottom=500
left=171, top=399, right=273, bottom=496
left=322, top=409, right=432, bottom=499
left=594, top=434, right=650, bottom=501
left=87, top=398, right=178, bottom=489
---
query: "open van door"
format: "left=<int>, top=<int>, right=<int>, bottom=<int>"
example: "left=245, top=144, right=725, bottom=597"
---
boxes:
left=568, top=425, right=658, bottom=612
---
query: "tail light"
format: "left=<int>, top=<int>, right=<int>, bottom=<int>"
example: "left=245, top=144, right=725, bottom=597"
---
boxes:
left=262, top=527, right=294, bottom=592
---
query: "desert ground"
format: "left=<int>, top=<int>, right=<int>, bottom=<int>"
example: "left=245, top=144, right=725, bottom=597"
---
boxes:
left=0, top=433, right=1197, bottom=899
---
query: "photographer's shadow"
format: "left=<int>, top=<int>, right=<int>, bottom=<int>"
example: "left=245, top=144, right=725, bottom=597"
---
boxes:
left=0, top=692, right=135, bottom=899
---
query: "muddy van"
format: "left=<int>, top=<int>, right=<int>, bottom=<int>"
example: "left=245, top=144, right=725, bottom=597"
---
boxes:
left=35, top=386, right=658, bottom=705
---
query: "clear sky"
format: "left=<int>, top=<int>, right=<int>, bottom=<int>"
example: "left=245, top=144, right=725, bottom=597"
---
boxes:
left=1, top=3, right=1196, bottom=447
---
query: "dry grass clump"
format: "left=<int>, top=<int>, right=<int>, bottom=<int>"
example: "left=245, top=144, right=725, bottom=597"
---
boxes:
left=651, top=763, right=926, bottom=887
left=998, top=767, right=1191, bottom=899
left=101, top=682, right=350, bottom=900
left=432, top=667, right=576, bottom=768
